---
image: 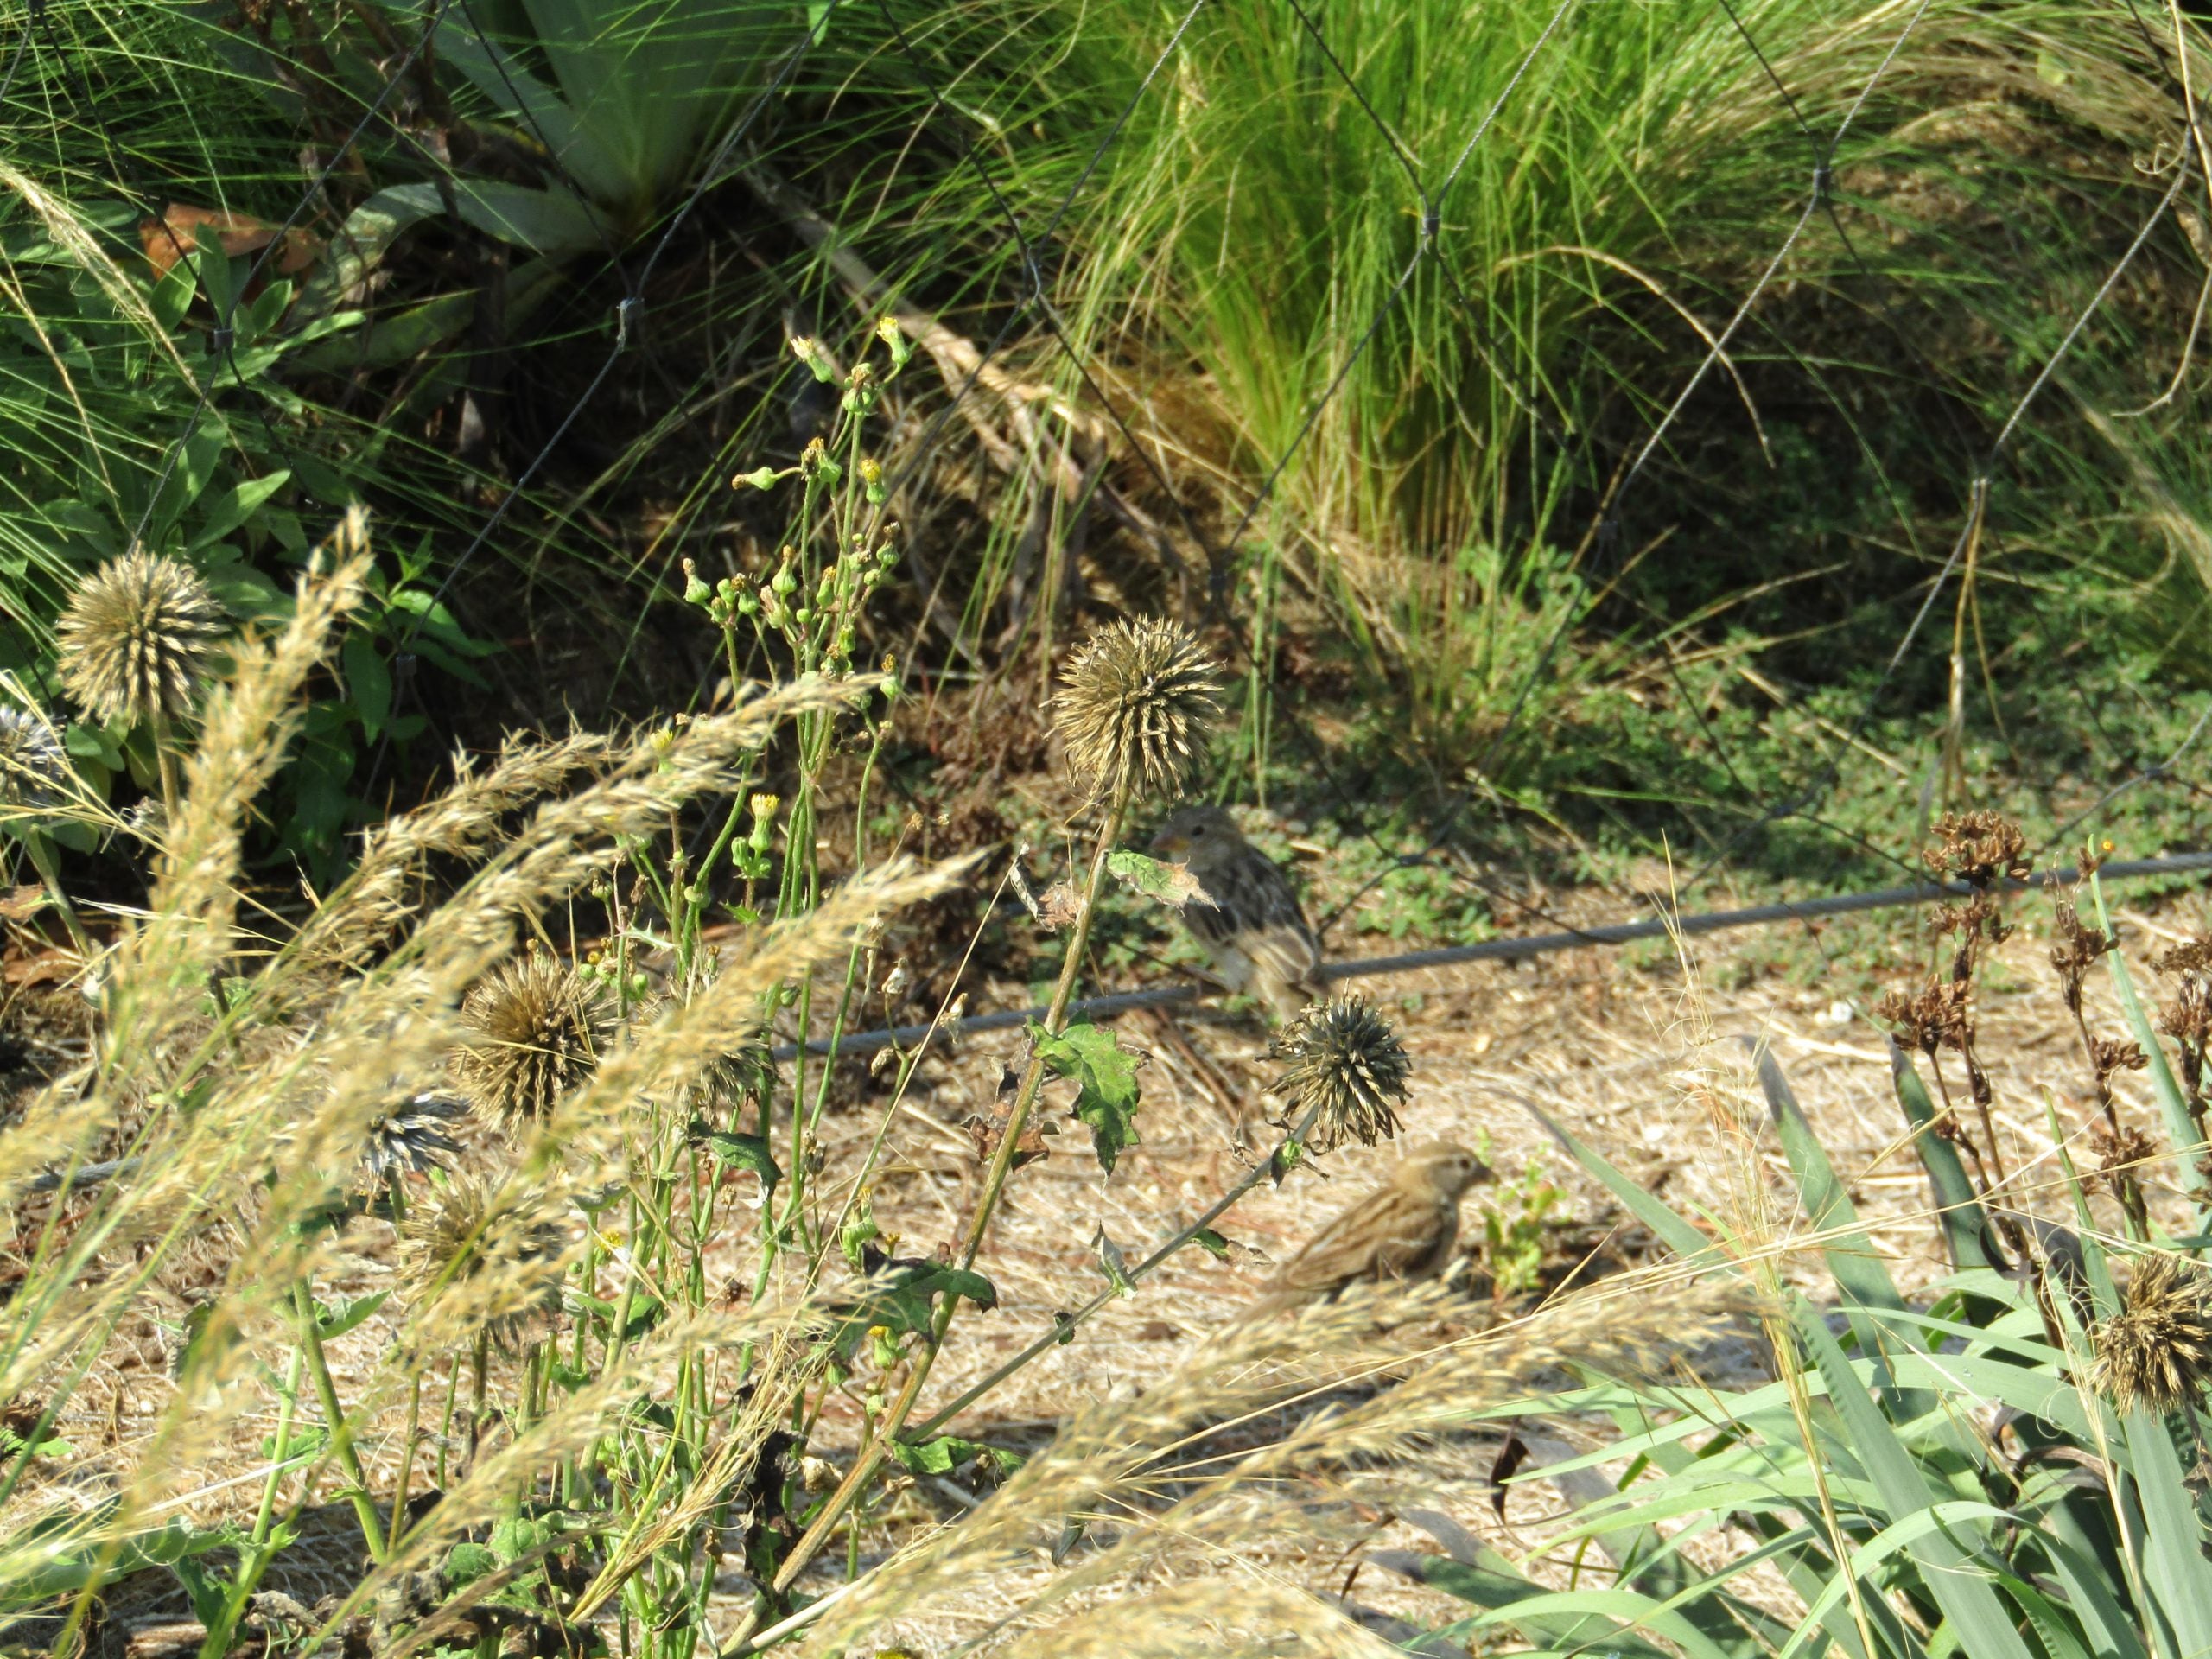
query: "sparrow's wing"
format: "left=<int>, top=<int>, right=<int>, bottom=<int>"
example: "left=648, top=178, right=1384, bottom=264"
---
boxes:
left=1271, top=1185, right=1438, bottom=1294
left=1219, top=846, right=1323, bottom=988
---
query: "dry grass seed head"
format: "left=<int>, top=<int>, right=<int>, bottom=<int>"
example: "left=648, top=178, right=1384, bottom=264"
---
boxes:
left=453, top=955, right=613, bottom=1131
left=1272, top=995, right=1412, bottom=1150
left=54, top=550, right=226, bottom=726
left=398, top=1169, right=570, bottom=1350
left=2092, top=1252, right=2212, bottom=1414
left=1924, top=810, right=2031, bottom=889
left=1053, top=619, right=1223, bottom=804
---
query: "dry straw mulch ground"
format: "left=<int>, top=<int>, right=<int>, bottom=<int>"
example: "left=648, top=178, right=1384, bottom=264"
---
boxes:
left=10, top=875, right=2196, bottom=1655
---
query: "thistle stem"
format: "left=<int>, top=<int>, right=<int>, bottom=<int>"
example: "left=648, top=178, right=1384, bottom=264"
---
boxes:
left=291, top=1281, right=387, bottom=1563
left=757, top=795, right=1130, bottom=1608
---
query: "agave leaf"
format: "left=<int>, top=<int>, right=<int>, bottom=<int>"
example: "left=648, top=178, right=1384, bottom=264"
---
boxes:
left=2117, top=1406, right=2212, bottom=1659
left=1524, top=1105, right=1724, bottom=1267
left=1371, top=1545, right=1679, bottom=1659
left=2089, top=874, right=2208, bottom=1211
left=1777, top=1500, right=2021, bottom=1659
left=433, top=16, right=629, bottom=206
left=1793, top=1296, right=2040, bottom=1659
left=1754, top=1042, right=1924, bottom=1415
left=1888, top=1039, right=2002, bottom=1273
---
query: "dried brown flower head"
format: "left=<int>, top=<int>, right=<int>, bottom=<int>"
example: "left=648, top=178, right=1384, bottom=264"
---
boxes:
left=1053, top=619, right=1222, bottom=804
left=1273, top=995, right=1412, bottom=1151
left=0, top=705, right=69, bottom=810
left=1924, top=810, right=2031, bottom=891
left=2050, top=898, right=2116, bottom=1013
left=2092, top=1035, right=2149, bottom=1085
left=2160, top=939, right=2212, bottom=977
left=2090, top=1118, right=2158, bottom=1186
left=397, top=1171, right=569, bottom=1347
left=1878, top=982, right=1970, bottom=1058
left=2091, top=1253, right=2212, bottom=1415
left=54, top=551, right=226, bottom=726
left=453, top=956, right=613, bottom=1130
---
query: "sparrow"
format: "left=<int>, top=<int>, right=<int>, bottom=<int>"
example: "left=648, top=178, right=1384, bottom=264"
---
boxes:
left=1150, top=804, right=1325, bottom=1020
left=1241, top=1141, right=1491, bottom=1320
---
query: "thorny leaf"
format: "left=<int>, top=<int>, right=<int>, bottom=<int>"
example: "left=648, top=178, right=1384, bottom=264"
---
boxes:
left=1030, top=1020, right=1145, bottom=1173
left=701, top=1129, right=781, bottom=1189
left=1092, top=1222, right=1135, bottom=1298
left=1107, top=849, right=1211, bottom=911
left=890, top=1434, right=1024, bottom=1480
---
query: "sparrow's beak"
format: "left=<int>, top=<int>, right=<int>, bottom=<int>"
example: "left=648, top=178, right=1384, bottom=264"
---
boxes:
left=1150, top=830, right=1188, bottom=857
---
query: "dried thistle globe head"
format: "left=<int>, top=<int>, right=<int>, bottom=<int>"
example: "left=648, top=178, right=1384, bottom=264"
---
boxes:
left=0, top=705, right=70, bottom=810
left=2091, top=1252, right=2212, bottom=1415
left=54, top=552, right=226, bottom=726
left=1053, top=619, right=1222, bottom=805
left=453, top=956, right=613, bottom=1131
left=397, top=1171, right=569, bottom=1349
left=361, top=1091, right=467, bottom=1183
left=1273, top=995, right=1413, bottom=1151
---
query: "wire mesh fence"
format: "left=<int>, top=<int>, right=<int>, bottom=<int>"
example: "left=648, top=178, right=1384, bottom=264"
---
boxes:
left=2, top=0, right=2209, bottom=987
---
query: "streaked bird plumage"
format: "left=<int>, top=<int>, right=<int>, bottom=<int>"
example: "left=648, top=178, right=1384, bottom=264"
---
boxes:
left=1150, top=804, right=1324, bottom=1020
left=1241, top=1141, right=1491, bottom=1320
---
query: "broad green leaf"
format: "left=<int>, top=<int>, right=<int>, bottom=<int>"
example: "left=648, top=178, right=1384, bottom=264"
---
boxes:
left=1889, top=1041, right=1999, bottom=1273
left=1031, top=1020, right=1142, bottom=1173
left=1755, top=1041, right=1924, bottom=1418
left=187, top=469, right=291, bottom=553
left=2090, top=874, right=2207, bottom=1217
left=1793, top=1297, right=2039, bottom=1659
left=703, top=1129, right=779, bottom=1186
left=1524, top=1105, right=1721, bottom=1267
left=2119, top=1404, right=2212, bottom=1659
left=312, top=1288, right=389, bottom=1339
left=342, top=632, right=391, bottom=739
left=1107, top=849, right=1206, bottom=909
left=890, top=1434, right=1022, bottom=1479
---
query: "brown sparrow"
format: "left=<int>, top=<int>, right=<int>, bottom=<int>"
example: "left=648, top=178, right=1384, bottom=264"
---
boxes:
left=1242, top=1141, right=1491, bottom=1319
left=1150, top=804, right=1324, bottom=1020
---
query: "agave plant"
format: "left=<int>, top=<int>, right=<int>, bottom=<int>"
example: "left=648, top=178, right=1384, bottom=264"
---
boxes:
left=1376, top=857, right=2212, bottom=1659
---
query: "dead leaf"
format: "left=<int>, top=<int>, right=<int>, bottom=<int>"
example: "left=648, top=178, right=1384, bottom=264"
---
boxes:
left=1489, top=1433, right=1530, bottom=1519
left=0, top=886, right=44, bottom=922
left=1036, top=881, right=1084, bottom=929
left=141, top=203, right=320, bottom=283
left=3, top=947, right=77, bottom=988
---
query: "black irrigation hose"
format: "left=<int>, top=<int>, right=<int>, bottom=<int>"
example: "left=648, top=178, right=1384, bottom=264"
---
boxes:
left=31, top=851, right=2212, bottom=1195
left=769, top=849, right=2212, bottom=1061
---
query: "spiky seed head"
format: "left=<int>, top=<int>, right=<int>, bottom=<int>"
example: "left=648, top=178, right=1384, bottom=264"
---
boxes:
left=0, top=705, right=69, bottom=810
left=397, top=1170, right=568, bottom=1347
left=54, top=552, right=225, bottom=726
left=1053, top=619, right=1222, bottom=805
left=453, top=956, right=613, bottom=1130
left=1274, top=995, right=1413, bottom=1151
left=361, top=1091, right=467, bottom=1182
left=2092, top=1253, right=2212, bottom=1415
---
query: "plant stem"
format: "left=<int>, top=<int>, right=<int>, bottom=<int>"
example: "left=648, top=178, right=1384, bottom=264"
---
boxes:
left=762, top=796, right=1128, bottom=1603
left=291, top=1281, right=387, bottom=1563
left=18, top=830, right=92, bottom=957
left=391, top=1371, right=424, bottom=1538
left=911, top=1103, right=1322, bottom=1441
